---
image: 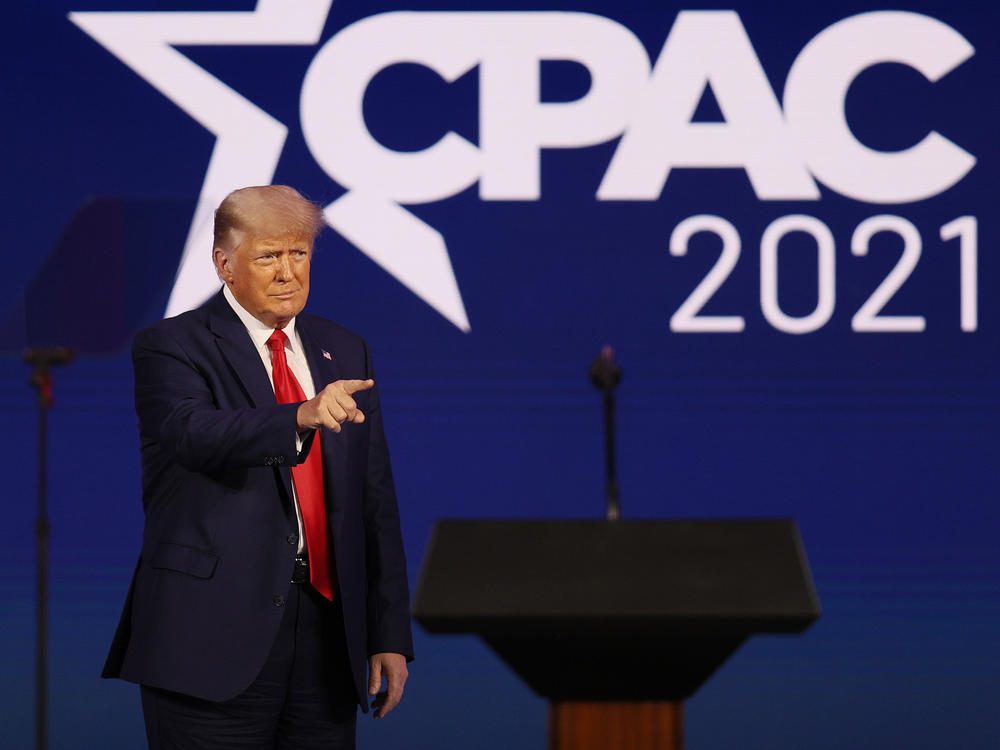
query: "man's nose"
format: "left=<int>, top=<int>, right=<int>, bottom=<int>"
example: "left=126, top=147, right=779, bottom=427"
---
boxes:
left=275, top=255, right=292, bottom=280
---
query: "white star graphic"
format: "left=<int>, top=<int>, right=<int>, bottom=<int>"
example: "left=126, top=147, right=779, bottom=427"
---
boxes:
left=70, top=0, right=470, bottom=332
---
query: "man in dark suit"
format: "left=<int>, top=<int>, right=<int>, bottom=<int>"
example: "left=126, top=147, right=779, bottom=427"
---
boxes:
left=103, top=185, right=413, bottom=749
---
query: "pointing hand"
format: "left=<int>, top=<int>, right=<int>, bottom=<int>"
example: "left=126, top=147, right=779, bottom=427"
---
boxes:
left=296, top=379, right=374, bottom=433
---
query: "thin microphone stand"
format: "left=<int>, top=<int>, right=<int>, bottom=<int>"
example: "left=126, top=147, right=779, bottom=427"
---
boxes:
left=24, top=347, right=74, bottom=750
left=589, top=345, right=622, bottom=521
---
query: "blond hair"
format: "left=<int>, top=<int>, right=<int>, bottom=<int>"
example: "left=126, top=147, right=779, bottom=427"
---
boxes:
left=213, top=185, right=325, bottom=254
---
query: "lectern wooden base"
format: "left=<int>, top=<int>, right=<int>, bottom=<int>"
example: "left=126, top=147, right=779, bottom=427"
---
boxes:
left=549, top=701, right=683, bottom=750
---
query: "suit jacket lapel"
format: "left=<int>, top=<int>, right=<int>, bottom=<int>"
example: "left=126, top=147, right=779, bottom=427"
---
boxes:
left=205, top=290, right=296, bottom=502
left=206, top=290, right=276, bottom=409
left=297, top=315, right=344, bottom=392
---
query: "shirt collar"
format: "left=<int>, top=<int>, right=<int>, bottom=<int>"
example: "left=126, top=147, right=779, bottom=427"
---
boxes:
left=222, top=284, right=299, bottom=354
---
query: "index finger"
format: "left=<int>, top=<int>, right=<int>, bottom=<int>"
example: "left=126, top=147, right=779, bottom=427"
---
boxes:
left=341, top=378, right=375, bottom=395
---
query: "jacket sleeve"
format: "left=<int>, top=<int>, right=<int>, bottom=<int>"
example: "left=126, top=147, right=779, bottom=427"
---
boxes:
left=133, top=323, right=303, bottom=474
left=361, top=341, right=414, bottom=661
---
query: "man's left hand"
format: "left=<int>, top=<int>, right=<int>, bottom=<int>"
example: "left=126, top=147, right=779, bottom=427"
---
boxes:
left=368, top=652, right=408, bottom=719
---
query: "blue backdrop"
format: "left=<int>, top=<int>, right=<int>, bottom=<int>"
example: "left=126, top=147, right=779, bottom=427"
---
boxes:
left=3, top=1, right=998, bottom=748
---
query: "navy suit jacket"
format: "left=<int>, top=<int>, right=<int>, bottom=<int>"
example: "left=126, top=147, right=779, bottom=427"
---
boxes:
left=102, top=290, right=413, bottom=707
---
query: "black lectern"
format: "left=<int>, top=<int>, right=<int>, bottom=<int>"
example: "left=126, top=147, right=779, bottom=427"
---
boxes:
left=414, top=519, right=820, bottom=750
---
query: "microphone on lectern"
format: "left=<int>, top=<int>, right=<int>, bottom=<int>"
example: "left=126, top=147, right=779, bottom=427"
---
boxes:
left=589, top=345, right=622, bottom=521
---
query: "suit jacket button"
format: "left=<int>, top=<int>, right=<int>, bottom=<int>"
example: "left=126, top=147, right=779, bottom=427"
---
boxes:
left=273, top=595, right=286, bottom=607
left=286, top=534, right=298, bottom=546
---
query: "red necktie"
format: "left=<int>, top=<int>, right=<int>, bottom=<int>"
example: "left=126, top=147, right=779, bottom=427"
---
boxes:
left=266, top=329, right=336, bottom=600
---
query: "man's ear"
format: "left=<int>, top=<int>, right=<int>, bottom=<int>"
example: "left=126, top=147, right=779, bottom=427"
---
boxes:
left=213, top=247, right=232, bottom=283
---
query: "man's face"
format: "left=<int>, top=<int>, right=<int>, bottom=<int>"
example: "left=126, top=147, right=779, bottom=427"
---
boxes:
left=215, top=230, right=313, bottom=329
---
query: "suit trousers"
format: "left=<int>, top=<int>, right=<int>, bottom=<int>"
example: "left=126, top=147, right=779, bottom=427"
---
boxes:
left=141, top=583, right=358, bottom=749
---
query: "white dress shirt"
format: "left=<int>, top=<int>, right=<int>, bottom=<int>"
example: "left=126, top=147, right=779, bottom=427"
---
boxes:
left=223, top=284, right=316, bottom=554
